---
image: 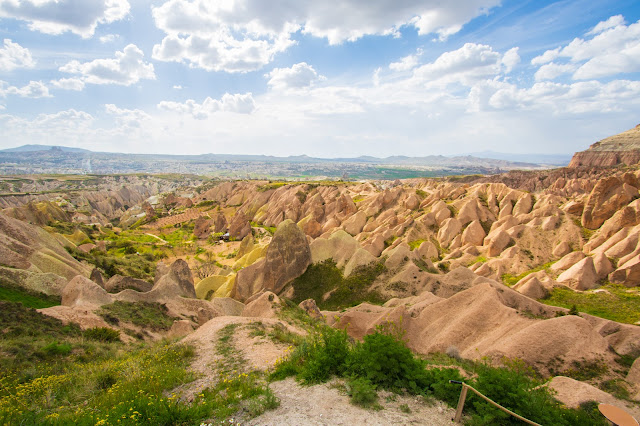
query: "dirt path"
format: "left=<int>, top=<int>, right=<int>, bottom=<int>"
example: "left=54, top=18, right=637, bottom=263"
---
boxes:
left=248, top=378, right=457, bottom=425
left=144, top=233, right=168, bottom=244
left=178, top=316, right=297, bottom=401
left=179, top=315, right=458, bottom=425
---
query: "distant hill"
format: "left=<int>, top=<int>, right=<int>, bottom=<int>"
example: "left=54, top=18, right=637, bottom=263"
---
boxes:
left=467, top=151, right=572, bottom=166
left=569, top=124, right=640, bottom=168
left=0, top=144, right=547, bottom=177
left=0, top=145, right=91, bottom=153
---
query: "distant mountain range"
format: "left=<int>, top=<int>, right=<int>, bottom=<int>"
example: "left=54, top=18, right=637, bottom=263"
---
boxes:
left=1, top=145, right=91, bottom=153
left=0, top=144, right=562, bottom=178
left=0, top=144, right=564, bottom=166
left=466, top=151, right=572, bottom=166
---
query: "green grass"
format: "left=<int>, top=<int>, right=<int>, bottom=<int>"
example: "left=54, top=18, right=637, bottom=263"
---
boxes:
left=0, top=285, right=59, bottom=309
left=290, top=260, right=386, bottom=310
left=408, top=239, right=427, bottom=251
left=65, top=245, right=159, bottom=282
left=0, top=301, right=121, bottom=377
left=501, top=261, right=556, bottom=287
left=0, top=303, right=279, bottom=425
left=542, top=284, right=640, bottom=324
left=572, top=217, right=597, bottom=241
left=467, top=255, right=487, bottom=267
left=98, top=301, right=178, bottom=331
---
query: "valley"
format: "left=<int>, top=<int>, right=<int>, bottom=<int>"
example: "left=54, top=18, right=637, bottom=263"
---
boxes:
left=2, top=126, right=640, bottom=424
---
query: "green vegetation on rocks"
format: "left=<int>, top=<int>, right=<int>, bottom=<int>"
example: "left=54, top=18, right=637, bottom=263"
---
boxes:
left=290, top=260, right=386, bottom=310
left=98, top=301, right=178, bottom=331
left=541, top=284, right=640, bottom=324
left=0, top=283, right=60, bottom=309
left=270, top=322, right=607, bottom=425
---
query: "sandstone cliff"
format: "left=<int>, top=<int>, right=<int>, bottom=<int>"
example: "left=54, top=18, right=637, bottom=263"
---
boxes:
left=569, top=124, right=640, bottom=167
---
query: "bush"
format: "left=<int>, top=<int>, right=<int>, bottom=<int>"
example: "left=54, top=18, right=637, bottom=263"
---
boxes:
left=297, top=327, right=350, bottom=384
left=347, top=377, right=378, bottom=408
left=347, top=326, right=428, bottom=393
left=41, top=342, right=72, bottom=357
left=84, top=327, right=121, bottom=342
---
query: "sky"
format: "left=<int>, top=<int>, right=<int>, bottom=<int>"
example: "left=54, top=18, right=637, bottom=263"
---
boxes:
left=0, top=0, right=639, bottom=158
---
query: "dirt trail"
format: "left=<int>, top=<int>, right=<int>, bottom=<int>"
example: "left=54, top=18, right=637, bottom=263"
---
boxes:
left=180, top=316, right=458, bottom=425
left=249, top=378, right=457, bottom=425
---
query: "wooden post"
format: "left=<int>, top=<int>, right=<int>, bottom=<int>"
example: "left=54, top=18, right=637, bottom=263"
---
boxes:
left=453, top=384, right=468, bottom=423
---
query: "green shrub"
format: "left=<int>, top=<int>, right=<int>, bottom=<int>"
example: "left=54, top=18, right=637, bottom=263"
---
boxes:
left=297, top=327, right=350, bottom=384
left=347, top=377, right=379, bottom=408
left=347, top=327, right=428, bottom=393
left=290, top=260, right=386, bottom=310
left=84, top=327, right=121, bottom=342
left=467, top=359, right=607, bottom=425
left=41, top=342, right=72, bottom=357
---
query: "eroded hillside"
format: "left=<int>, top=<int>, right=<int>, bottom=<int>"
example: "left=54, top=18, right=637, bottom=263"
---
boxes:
left=2, top=168, right=640, bottom=424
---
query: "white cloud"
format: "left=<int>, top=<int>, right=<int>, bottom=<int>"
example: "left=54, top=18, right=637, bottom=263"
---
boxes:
left=587, top=14, right=625, bottom=35
left=0, top=80, right=51, bottom=98
left=173, top=85, right=183, bottom=89
left=531, top=16, right=640, bottom=81
left=99, top=34, right=119, bottom=43
left=0, top=39, right=35, bottom=71
left=157, top=93, right=256, bottom=119
left=59, top=44, right=155, bottom=86
left=266, top=62, right=325, bottom=90
left=475, top=79, right=640, bottom=114
left=0, top=0, right=130, bottom=38
left=389, top=49, right=423, bottom=71
left=0, top=109, right=93, bottom=134
left=501, top=47, right=520, bottom=73
left=50, top=78, right=85, bottom=91
left=151, top=0, right=500, bottom=72
left=412, top=43, right=504, bottom=86
left=534, top=62, right=576, bottom=81
left=531, top=47, right=560, bottom=66
left=152, top=32, right=294, bottom=73
left=105, top=104, right=150, bottom=128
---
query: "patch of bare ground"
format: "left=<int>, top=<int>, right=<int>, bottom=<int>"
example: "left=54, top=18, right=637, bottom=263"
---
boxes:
left=175, top=316, right=301, bottom=402
left=248, top=377, right=458, bottom=426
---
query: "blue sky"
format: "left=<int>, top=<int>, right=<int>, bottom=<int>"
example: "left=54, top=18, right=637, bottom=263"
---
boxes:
left=0, top=0, right=639, bottom=158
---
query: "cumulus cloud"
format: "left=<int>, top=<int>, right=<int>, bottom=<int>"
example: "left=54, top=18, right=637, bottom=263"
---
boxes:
left=0, top=80, right=51, bottom=98
left=266, top=62, right=325, bottom=90
left=157, top=93, right=256, bottom=119
left=531, top=16, right=640, bottom=80
left=501, top=47, right=520, bottom=73
left=534, top=63, right=576, bottom=81
left=531, top=47, right=560, bottom=66
left=0, top=109, right=93, bottom=133
left=105, top=104, right=151, bottom=128
left=587, top=14, right=625, bottom=35
left=151, top=0, right=500, bottom=72
left=59, top=44, right=155, bottom=86
left=152, top=32, right=294, bottom=73
left=0, top=0, right=130, bottom=38
left=389, top=49, right=423, bottom=71
left=470, top=79, right=640, bottom=114
left=50, top=78, right=85, bottom=91
left=0, top=39, right=35, bottom=71
left=412, top=43, right=505, bottom=86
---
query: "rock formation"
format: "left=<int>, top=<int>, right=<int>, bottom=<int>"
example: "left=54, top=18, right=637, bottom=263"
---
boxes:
left=569, top=124, right=640, bottom=168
